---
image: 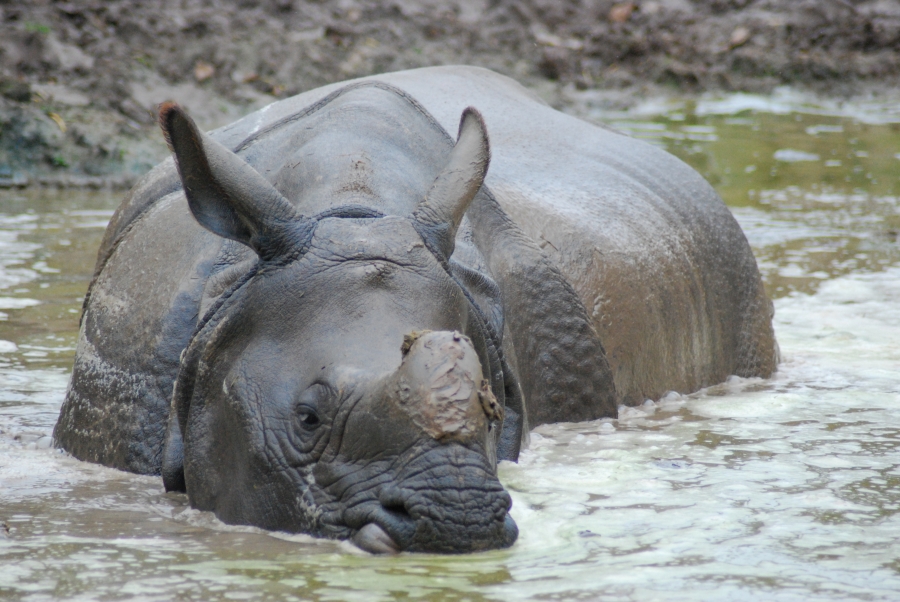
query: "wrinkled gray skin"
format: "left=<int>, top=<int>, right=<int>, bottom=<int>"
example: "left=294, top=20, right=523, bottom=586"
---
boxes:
left=53, top=66, right=777, bottom=554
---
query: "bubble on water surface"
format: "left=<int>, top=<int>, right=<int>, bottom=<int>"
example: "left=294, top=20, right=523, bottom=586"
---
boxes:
left=774, top=149, right=821, bottom=163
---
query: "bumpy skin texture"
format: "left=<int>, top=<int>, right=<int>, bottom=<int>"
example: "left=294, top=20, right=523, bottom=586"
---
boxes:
left=53, top=66, right=776, bottom=553
left=224, top=66, right=777, bottom=407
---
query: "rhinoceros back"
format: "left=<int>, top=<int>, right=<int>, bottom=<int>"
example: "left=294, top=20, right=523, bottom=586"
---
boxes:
left=202, top=65, right=777, bottom=406
left=356, top=67, right=778, bottom=404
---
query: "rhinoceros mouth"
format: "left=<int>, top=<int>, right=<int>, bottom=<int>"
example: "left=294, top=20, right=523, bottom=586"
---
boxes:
left=340, top=475, right=518, bottom=554
left=346, top=502, right=517, bottom=555
left=349, top=514, right=518, bottom=555
left=326, top=442, right=518, bottom=553
left=343, top=500, right=417, bottom=554
left=352, top=523, right=401, bottom=554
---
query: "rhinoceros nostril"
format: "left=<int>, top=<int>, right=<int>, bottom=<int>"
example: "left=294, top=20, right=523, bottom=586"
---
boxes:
left=379, top=485, right=413, bottom=520
left=382, top=499, right=412, bottom=519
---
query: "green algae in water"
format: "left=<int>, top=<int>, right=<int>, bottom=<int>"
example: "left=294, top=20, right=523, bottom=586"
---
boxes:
left=606, top=102, right=900, bottom=299
left=0, top=189, right=118, bottom=372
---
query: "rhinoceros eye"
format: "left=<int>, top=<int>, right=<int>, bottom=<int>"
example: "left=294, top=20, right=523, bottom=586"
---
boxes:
left=296, top=405, right=320, bottom=430
left=295, top=383, right=328, bottom=431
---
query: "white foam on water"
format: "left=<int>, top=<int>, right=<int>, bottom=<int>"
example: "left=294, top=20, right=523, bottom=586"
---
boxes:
left=0, top=297, right=40, bottom=309
left=576, top=86, right=900, bottom=126
left=492, top=266, right=900, bottom=600
left=4, top=269, right=898, bottom=600
left=773, top=149, right=821, bottom=163
left=692, top=87, right=900, bottom=125
left=2, top=195, right=900, bottom=599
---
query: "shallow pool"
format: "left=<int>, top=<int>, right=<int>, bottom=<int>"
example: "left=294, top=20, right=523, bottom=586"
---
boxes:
left=1, top=92, right=899, bottom=600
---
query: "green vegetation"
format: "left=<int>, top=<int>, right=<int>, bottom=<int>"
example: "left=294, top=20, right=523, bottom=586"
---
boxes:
left=24, top=22, right=51, bottom=35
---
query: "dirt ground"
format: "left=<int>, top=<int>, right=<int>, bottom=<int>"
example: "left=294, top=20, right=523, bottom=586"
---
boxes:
left=1, top=0, right=899, bottom=186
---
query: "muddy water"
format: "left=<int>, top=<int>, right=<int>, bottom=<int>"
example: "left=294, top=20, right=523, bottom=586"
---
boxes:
left=2, top=95, right=900, bottom=600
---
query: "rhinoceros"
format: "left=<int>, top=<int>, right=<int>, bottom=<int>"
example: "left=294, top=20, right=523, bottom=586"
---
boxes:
left=53, top=66, right=777, bottom=554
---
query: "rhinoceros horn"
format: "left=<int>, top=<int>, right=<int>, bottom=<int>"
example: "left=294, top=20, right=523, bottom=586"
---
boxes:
left=159, top=102, right=307, bottom=261
left=412, top=107, right=490, bottom=259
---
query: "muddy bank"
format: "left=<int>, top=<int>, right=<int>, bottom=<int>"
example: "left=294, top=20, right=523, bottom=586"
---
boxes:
left=1, top=0, right=899, bottom=187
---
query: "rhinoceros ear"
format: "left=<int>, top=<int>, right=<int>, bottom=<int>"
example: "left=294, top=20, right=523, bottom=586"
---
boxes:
left=159, top=102, right=305, bottom=260
left=413, top=107, right=490, bottom=258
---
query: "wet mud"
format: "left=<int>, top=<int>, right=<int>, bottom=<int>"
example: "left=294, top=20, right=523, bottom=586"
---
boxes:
left=1, top=0, right=899, bottom=186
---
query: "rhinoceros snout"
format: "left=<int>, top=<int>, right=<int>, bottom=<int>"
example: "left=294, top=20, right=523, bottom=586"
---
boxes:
left=333, top=330, right=516, bottom=554
left=344, top=446, right=518, bottom=554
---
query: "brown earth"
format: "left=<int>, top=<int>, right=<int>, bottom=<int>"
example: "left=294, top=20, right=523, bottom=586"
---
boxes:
left=1, top=0, right=899, bottom=187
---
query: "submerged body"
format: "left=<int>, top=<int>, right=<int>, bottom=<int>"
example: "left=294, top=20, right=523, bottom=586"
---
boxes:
left=53, top=66, right=776, bottom=553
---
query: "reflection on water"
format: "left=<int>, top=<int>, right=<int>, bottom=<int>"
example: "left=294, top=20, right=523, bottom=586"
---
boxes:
left=2, top=97, right=900, bottom=600
left=589, top=94, right=900, bottom=299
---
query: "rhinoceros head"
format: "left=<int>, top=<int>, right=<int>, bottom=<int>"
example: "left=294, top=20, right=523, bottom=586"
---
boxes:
left=156, top=102, right=518, bottom=553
